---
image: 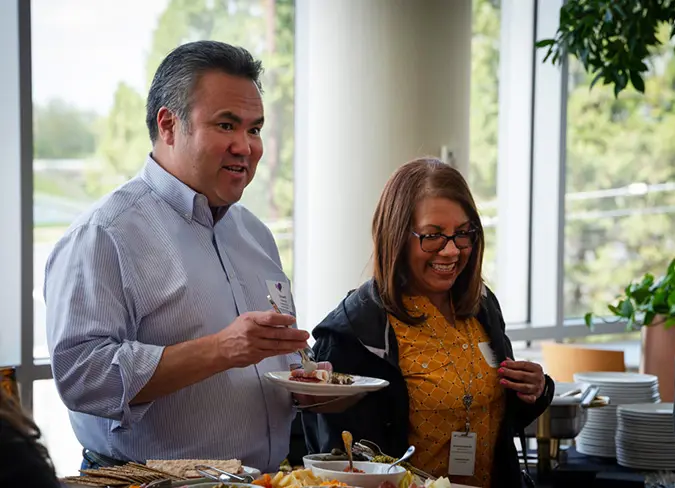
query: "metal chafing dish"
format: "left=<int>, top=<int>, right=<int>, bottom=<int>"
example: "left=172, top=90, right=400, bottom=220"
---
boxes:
left=525, top=382, right=610, bottom=482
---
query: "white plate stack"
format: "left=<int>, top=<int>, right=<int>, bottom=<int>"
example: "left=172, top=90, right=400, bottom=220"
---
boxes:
left=616, top=403, right=675, bottom=470
left=573, top=372, right=660, bottom=458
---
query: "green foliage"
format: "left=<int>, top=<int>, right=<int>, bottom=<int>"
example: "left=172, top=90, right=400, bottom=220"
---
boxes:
left=585, top=258, right=675, bottom=330
left=471, top=0, right=675, bottom=320
left=34, top=99, right=98, bottom=159
left=87, top=82, right=149, bottom=196
left=536, top=0, right=675, bottom=97
left=564, top=34, right=675, bottom=319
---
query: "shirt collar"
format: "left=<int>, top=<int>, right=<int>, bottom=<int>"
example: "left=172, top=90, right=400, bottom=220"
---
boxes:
left=140, top=154, right=227, bottom=226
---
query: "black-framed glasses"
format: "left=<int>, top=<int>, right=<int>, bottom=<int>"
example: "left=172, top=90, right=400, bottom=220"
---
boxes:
left=411, top=228, right=477, bottom=253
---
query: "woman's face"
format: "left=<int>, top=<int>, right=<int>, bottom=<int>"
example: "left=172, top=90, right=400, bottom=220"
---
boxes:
left=405, top=197, right=474, bottom=299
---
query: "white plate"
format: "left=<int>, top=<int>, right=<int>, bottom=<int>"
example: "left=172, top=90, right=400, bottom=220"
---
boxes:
left=618, top=403, right=674, bottom=415
left=264, top=371, right=389, bottom=396
left=574, top=372, right=658, bottom=385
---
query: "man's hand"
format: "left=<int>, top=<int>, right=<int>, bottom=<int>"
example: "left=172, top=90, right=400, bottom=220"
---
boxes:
left=216, top=311, right=310, bottom=369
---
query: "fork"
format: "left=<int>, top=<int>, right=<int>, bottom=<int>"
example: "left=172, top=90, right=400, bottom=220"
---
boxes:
left=267, top=295, right=318, bottom=373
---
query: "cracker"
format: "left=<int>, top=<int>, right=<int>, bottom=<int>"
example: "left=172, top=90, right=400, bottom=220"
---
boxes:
left=63, top=475, right=128, bottom=486
left=147, top=459, right=242, bottom=479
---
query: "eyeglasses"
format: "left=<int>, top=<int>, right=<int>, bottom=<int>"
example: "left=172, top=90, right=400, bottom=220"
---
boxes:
left=411, top=228, right=477, bottom=253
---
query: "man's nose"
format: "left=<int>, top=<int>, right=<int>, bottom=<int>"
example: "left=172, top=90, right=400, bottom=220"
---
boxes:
left=230, top=131, right=252, bottom=156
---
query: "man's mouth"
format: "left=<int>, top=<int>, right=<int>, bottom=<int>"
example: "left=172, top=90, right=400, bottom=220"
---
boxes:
left=430, top=262, right=457, bottom=273
left=223, top=165, right=246, bottom=174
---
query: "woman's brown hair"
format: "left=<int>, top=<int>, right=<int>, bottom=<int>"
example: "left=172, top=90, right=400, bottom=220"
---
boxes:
left=372, top=157, right=485, bottom=324
left=0, top=386, right=55, bottom=472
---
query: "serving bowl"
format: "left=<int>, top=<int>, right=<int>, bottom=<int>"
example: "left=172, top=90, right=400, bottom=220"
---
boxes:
left=310, top=461, right=406, bottom=488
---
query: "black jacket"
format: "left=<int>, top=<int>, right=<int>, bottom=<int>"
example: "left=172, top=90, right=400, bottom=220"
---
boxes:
left=301, top=280, right=554, bottom=488
left=0, top=417, right=60, bottom=488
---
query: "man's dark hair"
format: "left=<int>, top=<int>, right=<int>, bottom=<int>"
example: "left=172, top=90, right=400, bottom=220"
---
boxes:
left=146, top=40, right=264, bottom=144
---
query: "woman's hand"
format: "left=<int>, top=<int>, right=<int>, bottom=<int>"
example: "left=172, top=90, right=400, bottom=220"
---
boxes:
left=497, top=358, right=545, bottom=404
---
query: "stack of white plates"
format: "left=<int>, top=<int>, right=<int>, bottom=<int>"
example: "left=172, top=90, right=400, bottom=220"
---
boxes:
left=616, top=403, right=675, bottom=470
left=573, top=372, right=660, bottom=458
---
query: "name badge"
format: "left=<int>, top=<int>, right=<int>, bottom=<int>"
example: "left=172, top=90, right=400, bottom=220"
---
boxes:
left=266, top=279, right=293, bottom=315
left=448, top=431, right=477, bottom=476
left=478, top=342, right=500, bottom=368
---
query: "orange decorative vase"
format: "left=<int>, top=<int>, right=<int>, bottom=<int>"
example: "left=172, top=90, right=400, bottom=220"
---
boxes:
left=640, top=316, right=675, bottom=402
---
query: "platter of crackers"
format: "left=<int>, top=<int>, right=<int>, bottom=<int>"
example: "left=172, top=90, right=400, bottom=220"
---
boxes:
left=60, top=459, right=260, bottom=487
left=60, top=461, right=182, bottom=486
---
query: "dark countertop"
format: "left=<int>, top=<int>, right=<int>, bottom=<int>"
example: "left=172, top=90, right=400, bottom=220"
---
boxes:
left=529, top=446, right=655, bottom=488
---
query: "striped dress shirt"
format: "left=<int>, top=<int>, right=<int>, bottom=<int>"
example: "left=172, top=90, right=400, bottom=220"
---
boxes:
left=44, top=156, right=298, bottom=471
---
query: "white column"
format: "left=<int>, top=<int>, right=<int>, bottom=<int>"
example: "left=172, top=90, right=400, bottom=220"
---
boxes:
left=495, top=0, right=535, bottom=325
left=294, top=0, right=472, bottom=330
left=0, top=1, right=31, bottom=369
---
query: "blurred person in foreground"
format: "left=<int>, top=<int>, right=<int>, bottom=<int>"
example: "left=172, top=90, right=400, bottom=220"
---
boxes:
left=302, top=158, right=554, bottom=488
left=44, top=40, right=314, bottom=471
left=0, top=387, right=60, bottom=487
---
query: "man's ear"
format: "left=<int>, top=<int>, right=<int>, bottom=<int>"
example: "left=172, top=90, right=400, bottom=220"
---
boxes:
left=157, top=107, right=177, bottom=146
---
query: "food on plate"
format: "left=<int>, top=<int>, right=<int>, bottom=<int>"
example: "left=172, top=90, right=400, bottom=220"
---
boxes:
left=254, top=468, right=348, bottom=488
left=401, top=477, right=453, bottom=488
left=289, top=368, right=354, bottom=385
left=371, top=455, right=414, bottom=472
left=146, top=458, right=242, bottom=478
left=60, top=461, right=184, bottom=486
left=342, top=466, right=365, bottom=473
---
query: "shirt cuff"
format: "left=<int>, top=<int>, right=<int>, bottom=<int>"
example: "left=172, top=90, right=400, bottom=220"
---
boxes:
left=110, top=340, right=165, bottom=430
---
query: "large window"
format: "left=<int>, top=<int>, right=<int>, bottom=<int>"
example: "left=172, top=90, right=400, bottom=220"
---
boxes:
left=31, top=0, right=296, bottom=361
left=469, top=0, right=500, bottom=288
left=564, top=33, right=675, bottom=320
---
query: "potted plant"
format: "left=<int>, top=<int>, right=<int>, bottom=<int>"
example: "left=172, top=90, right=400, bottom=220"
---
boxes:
left=585, top=257, right=675, bottom=401
left=535, top=0, right=675, bottom=97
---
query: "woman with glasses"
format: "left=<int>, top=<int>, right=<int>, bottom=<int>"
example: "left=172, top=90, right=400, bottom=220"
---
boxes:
left=301, top=158, right=553, bottom=488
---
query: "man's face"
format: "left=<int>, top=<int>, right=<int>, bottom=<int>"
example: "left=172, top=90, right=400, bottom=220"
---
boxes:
left=163, top=71, right=264, bottom=207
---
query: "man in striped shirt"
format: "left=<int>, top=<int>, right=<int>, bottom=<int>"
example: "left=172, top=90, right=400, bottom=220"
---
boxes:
left=44, top=41, right=310, bottom=472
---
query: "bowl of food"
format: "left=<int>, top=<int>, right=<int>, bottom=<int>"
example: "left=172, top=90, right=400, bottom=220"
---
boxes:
left=309, top=461, right=405, bottom=488
left=304, top=453, right=370, bottom=469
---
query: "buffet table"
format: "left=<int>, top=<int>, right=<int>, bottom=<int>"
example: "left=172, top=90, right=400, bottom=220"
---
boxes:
left=531, top=446, right=650, bottom=488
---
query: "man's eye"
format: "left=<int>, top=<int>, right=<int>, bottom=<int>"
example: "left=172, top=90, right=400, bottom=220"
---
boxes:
left=219, top=123, right=234, bottom=131
left=250, top=127, right=262, bottom=136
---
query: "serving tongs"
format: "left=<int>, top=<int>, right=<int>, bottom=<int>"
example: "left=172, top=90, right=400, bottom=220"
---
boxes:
left=195, top=465, right=255, bottom=484
left=353, top=439, right=437, bottom=481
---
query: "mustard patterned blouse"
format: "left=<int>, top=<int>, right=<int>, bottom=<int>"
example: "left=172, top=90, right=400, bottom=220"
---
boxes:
left=389, top=295, right=506, bottom=487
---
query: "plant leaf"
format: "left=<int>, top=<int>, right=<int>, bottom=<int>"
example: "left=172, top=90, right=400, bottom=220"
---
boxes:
left=620, top=299, right=635, bottom=318
left=666, top=317, right=675, bottom=330
left=535, top=39, right=555, bottom=48
left=643, top=311, right=656, bottom=326
left=584, top=312, right=594, bottom=328
left=668, top=290, right=675, bottom=308
left=630, top=70, right=646, bottom=92
left=590, top=72, right=604, bottom=90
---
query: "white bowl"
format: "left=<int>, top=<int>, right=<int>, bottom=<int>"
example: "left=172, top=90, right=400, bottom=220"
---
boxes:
left=310, top=461, right=406, bottom=488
